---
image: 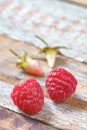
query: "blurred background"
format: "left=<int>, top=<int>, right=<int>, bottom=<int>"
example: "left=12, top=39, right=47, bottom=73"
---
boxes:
left=0, top=0, right=87, bottom=63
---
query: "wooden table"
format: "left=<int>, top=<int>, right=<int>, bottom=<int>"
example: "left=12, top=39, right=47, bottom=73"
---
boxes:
left=0, top=35, right=62, bottom=130
left=0, top=0, right=87, bottom=130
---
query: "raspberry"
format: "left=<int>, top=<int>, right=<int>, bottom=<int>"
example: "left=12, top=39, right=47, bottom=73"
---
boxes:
left=45, top=68, right=77, bottom=103
left=9, top=49, right=44, bottom=76
left=11, top=78, right=44, bottom=115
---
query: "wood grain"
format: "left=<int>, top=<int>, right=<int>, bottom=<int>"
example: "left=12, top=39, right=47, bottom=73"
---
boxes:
left=0, top=0, right=87, bottom=63
left=0, top=80, right=87, bottom=130
left=0, top=35, right=87, bottom=130
left=0, top=107, right=57, bottom=130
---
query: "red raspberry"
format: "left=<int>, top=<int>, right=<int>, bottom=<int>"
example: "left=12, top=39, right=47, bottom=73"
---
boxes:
left=11, top=78, right=44, bottom=115
left=45, top=68, right=77, bottom=103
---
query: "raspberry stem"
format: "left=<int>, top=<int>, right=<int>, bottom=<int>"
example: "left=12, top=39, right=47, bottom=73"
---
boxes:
left=9, top=49, right=21, bottom=59
left=35, top=35, right=48, bottom=46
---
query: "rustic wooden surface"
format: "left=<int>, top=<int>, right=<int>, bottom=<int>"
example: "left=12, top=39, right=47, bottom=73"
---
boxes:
left=0, top=0, right=87, bottom=63
left=0, top=107, right=58, bottom=130
left=0, top=35, right=58, bottom=130
left=0, top=35, right=87, bottom=130
left=0, top=0, right=87, bottom=130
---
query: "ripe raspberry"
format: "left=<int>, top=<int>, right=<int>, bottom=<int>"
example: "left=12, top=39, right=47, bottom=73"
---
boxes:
left=11, top=78, right=44, bottom=115
left=45, top=68, right=77, bottom=103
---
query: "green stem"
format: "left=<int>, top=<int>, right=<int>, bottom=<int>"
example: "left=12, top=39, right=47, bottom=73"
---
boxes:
left=9, top=49, right=21, bottom=59
left=53, top=46, right=68, bottom=49
left=35, top=35, right=48, bottom=46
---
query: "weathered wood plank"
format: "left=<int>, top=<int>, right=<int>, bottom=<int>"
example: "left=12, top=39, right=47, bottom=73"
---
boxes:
left=0, top=80, right=87, bottom=130
left=0, top=0, right=87, bottom=63
left=0, top=107, right=57, bottom=130
left=0, top=35, right=87, bottom=97
left=0, top=0, right=87, bottom=127
left=0, top=35, right=87, bottom=129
